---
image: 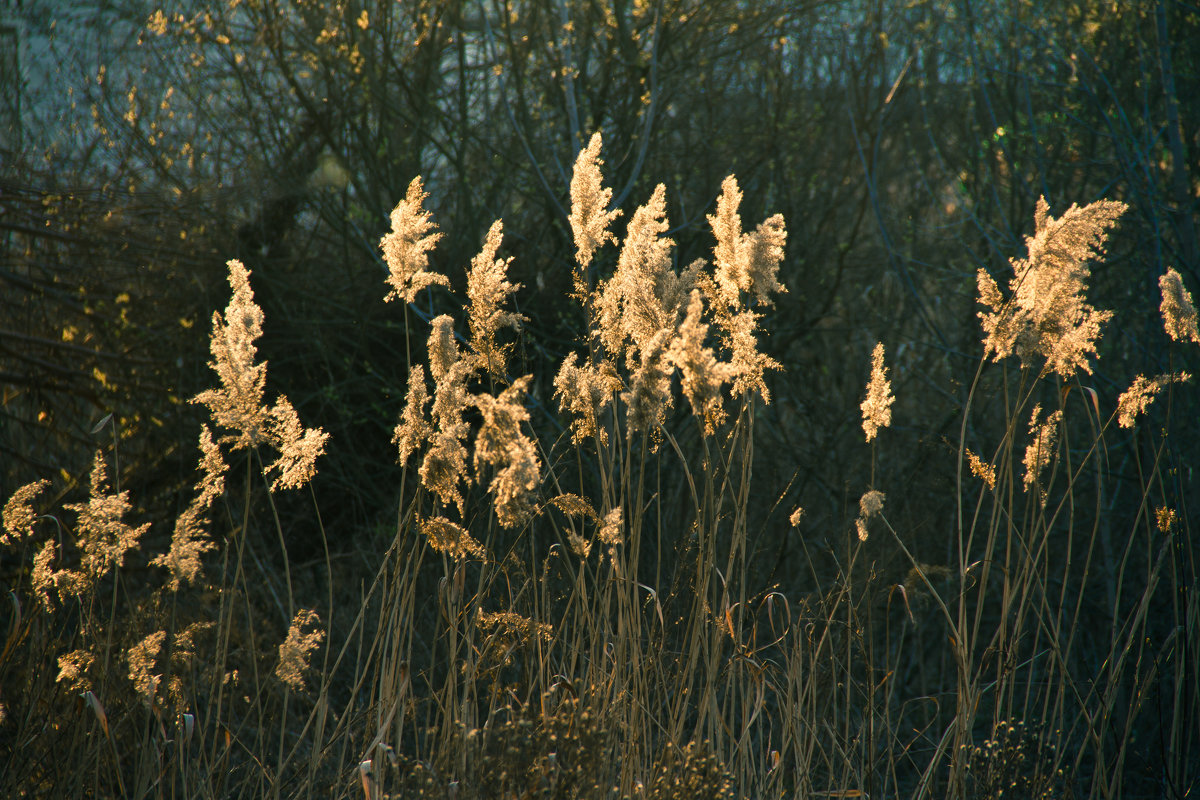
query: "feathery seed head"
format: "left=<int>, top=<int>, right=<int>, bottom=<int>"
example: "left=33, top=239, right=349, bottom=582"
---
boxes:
left=553, top=353, right=621, bottom=445
left=708, top=177, right=788, bottom=308
left=57, top=649, right=95, bottom=693
left=420, top=515, right=488, bottom=561
left=978, top=196, right=1126, bottom=377
left=621, top=328, right=676, bottom=441
left=194, top=260, right=328, bottom=488
left=428, top=314, right=460, bottom=382
left=598, top=506, right=624, bottom=546
left=31, top=541, right=57, bottom=611
left=473, top=377, right=541, bottom=528
left=476, top=609, right=553, bottom=644
left=966, top=449, right=997, bottom=490
left=855, top=490, right=886, bottom=541
left=3, top=479, right=50, bottom=547
left=861, top=343, right=895, bottom=443
left=859, top=489, right=885, bottom=518
left=550, top=493, right=598, bottom=520
left=276, top=609, right=324, bottom=691
left=597, top=184, right=676, bottom=366
left=745, top=215, right=788, bottom=306
left=128, top=631, right=167, bottom=704
left=265, top=398, right=329, bottom=491
left=465, top=220, right=525, bottom=377
left=394, top=365, right=432, bottom=465
left=63, top=452, right=150, bottom=594
left=1116, top=372, right=1191, bottom=428
left=568, top=133, right=621, bottom=291
left=667, top=290, right=736, bottom=433
left=152, top=426, right=225, bottom=591
left=422, top=338, right=473, bottom=513
left=709, top=176, right=748, bottom=306
left=381, top=177, right=449, bottom=304
left=194, top=259, right=269, bottom=447
left=1023, top=404, right=1062, bottom=494
left=1159, top=268, right=1200, bottom=344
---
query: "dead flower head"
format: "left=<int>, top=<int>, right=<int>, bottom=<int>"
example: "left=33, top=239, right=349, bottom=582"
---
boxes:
left=63, top=451, right=150, bottom=595
left=977, top=196, right=1126, bottom=377
left=3, top=479, right=50, bottom=547
left=381, top=177, right=449, bottom=303
left=420, top=515, right=488, bottom=561
left=855, top=490, right=886, bottom=542
left=194, top=260, right=328, bottom=490
left=1159, top=268, right=1200, bottom=345
left=276, top=609, right=325, bottom=692
left=1116, top=372, right=1191, bottom=428
left=465, top=220, right=525, bottom=377
left=553, top=353, right=621, bottom=445
left=127, top=630, right=167, bottom=705
left=152, top=426, right=226, bottom=591
left=861, top=342, right=895, bottom=443
left=1023, top=404, right=1062, bottom=493
left=567, top=132, right=621, bottom=291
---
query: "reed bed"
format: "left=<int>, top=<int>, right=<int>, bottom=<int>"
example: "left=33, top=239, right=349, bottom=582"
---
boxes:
left=2, top=134, right=1196, bottom=800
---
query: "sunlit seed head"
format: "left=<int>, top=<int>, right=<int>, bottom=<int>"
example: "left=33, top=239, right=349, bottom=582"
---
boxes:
left=1159, top=267, right=1200, bottom=345
left=380, top=177, right=449, bottom=304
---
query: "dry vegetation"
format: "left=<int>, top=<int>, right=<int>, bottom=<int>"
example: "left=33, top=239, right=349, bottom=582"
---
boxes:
left=2, top=131, right=1197, bottom=799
